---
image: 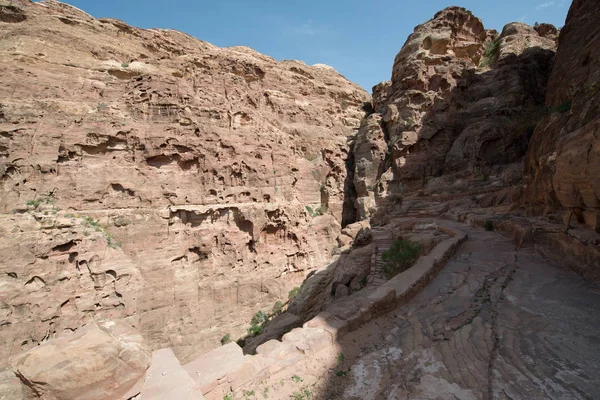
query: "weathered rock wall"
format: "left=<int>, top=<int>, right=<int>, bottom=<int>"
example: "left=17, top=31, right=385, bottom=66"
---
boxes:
left=524, top=0, right=600, bottom=232
left=353, top=7, right=557, bottom=218
left=0, top=0, right=369, bottom=367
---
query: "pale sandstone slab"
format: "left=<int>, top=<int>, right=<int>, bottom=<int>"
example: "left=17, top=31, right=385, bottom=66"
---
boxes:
left=281, top=327, right=332, bottom=354
left=141, top=348, right=204, bottom=400
left=183, top=342, right=244, bottom=394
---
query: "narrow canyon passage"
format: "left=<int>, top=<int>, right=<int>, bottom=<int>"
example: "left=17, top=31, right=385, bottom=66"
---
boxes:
left=257, top=222, right=600, bottom=400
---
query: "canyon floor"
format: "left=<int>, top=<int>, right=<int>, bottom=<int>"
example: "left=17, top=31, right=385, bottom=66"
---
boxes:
left=236, top=222, right=600, bottom=400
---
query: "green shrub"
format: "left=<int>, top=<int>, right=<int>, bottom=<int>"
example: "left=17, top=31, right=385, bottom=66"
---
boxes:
left=26, top=195, right=55, bottom=209
left=26, top=199, right=41, bottom=209
left=223, top=393, right=233, bottom=400
left=121, top=62, right=129, bottom=68
left=80, top=216, right=121, bottom=248
left=484, top=220, right=494, bottom=231
left=272, top=300, right=284, bottom=315
left=247, top=310, right=269, bottom=337
left=480, top=37, right=500, bottom=67
left=336, top=370, right=347, bottom=377
left=381, top=239, right=422, bottom=279
left=290, top=387, right=311, bottom=399
left=336, top=352, right=345, bottom=364
left=291, top=375, right=302, bottom=383
left=221, top=333, right=231, bottom=345
left=305, top=204, right=328, bottom=217
left=288, top=286, right=301, bottom=301
left=251, top=310, right=268, bottom=326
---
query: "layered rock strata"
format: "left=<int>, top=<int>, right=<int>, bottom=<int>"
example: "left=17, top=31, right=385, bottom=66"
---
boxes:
left=0, top=0, right=369, bottom=367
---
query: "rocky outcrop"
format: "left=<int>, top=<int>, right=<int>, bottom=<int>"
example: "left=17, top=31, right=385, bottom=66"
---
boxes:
left=0, top=0, right=368, bottom=369
left=11, top=320, right=150, bottom=400
left=357, top=7, right=557, bottom=217
left=524, top=0, right=600, bottom=232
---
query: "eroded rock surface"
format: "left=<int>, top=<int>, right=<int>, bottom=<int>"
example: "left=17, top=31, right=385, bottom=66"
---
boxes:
left=524, top=0, right=600, bottom=232
left=0, top=0, right=368, bottom=368
left=362, top=7, right=557, bottom=205
left=245, top=223, right=600, bottom=400
left=11, top=320, right=151, bottom=400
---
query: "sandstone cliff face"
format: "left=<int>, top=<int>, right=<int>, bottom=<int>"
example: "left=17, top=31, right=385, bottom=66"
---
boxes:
left=356, top=7, right=557, bottom=215
left=524, top=0, right=600, bottom=232
left=0, top=0, right=369, bottom=366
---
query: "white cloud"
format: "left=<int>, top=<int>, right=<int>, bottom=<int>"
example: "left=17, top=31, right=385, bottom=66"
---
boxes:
left=536, top=1, right=555, bottom=9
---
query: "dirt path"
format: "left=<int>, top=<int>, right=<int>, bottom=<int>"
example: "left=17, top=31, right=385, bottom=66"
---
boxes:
left=239, top=221, right=600, bottom=400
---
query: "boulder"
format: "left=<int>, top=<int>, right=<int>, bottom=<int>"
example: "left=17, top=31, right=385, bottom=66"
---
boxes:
left=11, top=320, right=151, bottom=400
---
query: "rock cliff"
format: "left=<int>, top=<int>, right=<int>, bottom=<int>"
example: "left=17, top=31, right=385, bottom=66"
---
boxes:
left=355, top=7, right=558, bottom=214
left=524, top=0, right=600, bottom=232
left=0, top=0, right=368, bottom=368
left=2, top=0, right=600, bottom=399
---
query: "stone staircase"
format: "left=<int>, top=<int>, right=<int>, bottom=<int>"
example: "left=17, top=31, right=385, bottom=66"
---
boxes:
left=138, top=221, right=468, bottom=399
left=367, top=228, right=395, bottom=287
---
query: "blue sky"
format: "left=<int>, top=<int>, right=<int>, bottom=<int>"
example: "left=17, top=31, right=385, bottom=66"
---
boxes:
left=65, top=0, right=571, bottom=91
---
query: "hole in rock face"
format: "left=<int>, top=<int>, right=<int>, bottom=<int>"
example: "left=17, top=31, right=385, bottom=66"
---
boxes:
left=0, top=5, right=27, bottom=23
left=24, top=276, right=46, bottom=290
left=52, top=240, right=77, bottom=253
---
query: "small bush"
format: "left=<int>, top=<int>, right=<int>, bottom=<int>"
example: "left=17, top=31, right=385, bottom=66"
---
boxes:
left=272, top=300, right=284, bottom=315
left=247, top=324, right=264, bottom=336
left=381, top=239, right=422, bottom=279
left=291, top=387, right=311, bottom=400
left=26, top=199, right=41, bottom=209
left=288, top=286, right=301, bottom=301
left=121, top=62, right=129, bottom=68
left=80, top=216, right=121, bottom=248
left=247, top=310, right=269, bottom=337
left=484, top=220, right=494, bottom=231
left=336, top=370, right=347, bottom=377
left=251, top=310, right=268, bottom=326
left=305, top=204, right=328, bottom=217
left=480, top=37, right=500, bottom=68
left=336, top=352, right=345, bottom=364
left=221, top=333, right=231, bottom=345
left=291, top=375, right=302, bottom=383
left=223, top=394, right=233, bottom=400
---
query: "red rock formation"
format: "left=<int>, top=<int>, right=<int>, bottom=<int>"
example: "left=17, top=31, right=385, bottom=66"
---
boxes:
left=0, top=0, right=368, bottom=367
left=361, top=7, right=557, bottom=213
left=524, top=0, right=600, bottom=232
